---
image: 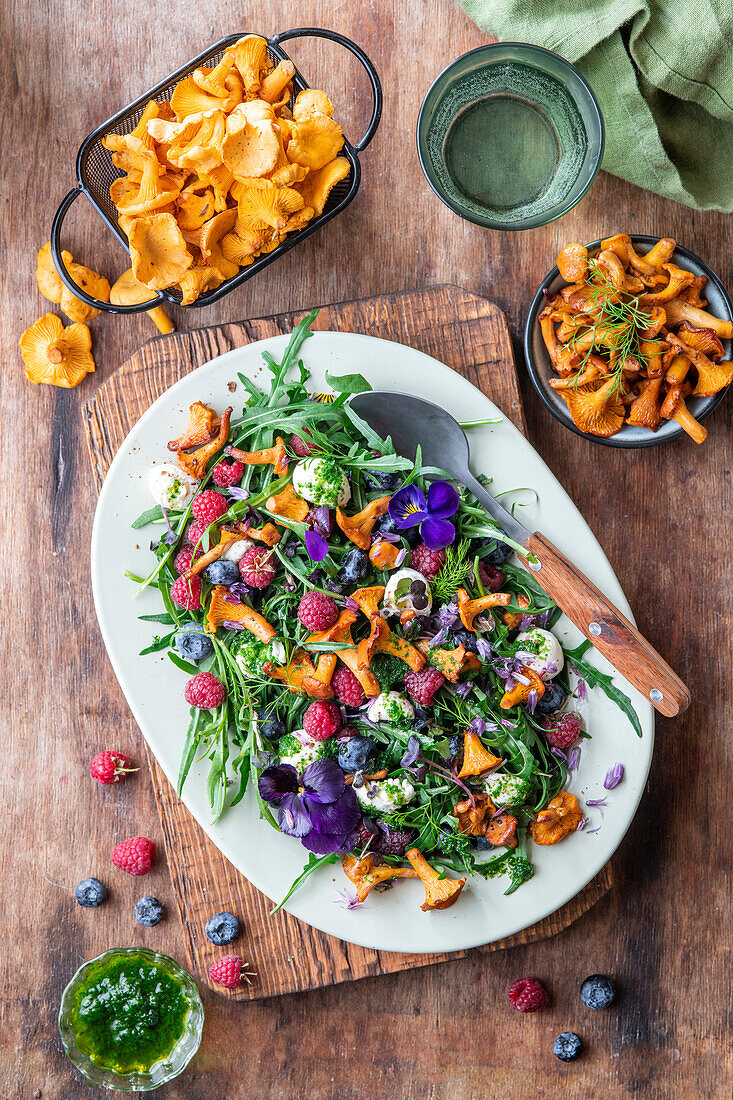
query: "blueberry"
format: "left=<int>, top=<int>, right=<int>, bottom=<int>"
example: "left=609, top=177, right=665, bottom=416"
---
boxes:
left=480, top=538, right=513, bottom=566
left=204, top=560, right=241, bottom=585
left=175, top=622, right=213, bottom=662
left=373, top=513, right=420, bottom=547
left=448, top=734, right=462, bottom=756
left=363, top=469, right=402, bottom=493
left=535, top=680, right=567, bottom=715
left=580, top=974, right=615, bottom=1009
left=134, top=896, right=164, bottom=926
left=553, top=1032, right=583, bottom=1061
left=75, top=877, right=107, bottom=908
left=205, top=910, right=241, bottom=946
left=257, top=707, right=286, bottom=740
left=449, top=628, right=480, bottom=654
left=338, top=736, right=377, bottom=773
left=474, top=836, right=492, bottom=851
left=339, top=548, right=368, bottom=585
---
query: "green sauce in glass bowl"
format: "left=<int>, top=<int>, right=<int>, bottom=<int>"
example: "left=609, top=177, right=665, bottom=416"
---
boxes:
left=59, top=948, right=204, bottom=1091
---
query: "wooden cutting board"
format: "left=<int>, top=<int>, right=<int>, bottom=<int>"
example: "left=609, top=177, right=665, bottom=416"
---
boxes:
left=83, top=285, right=612, bottom=1000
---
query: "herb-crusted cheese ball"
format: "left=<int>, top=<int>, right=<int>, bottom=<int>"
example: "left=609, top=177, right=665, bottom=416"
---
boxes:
left=292, top=457, right=350, bottom=508
left=278, top=733, right=333, bottom=775
left=514, top=627, right=564, bottom=680
left=368, top=690, right=415, bottom=727
left=234, top=638, right=286, bottom=678
left=147, top=463, right=199, bottom=510
left=483, top=772, right=533, bottom=808
left=355, top=777, right=416, bottom=815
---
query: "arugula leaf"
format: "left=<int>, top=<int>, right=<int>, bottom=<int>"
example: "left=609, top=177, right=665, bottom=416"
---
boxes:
left=139, top=633, right=174, bottom=655
left=270, top=852, right=341, bottom=915
left=177, top=709, right=203, bottom=796
left=138, top=612, right=176, bottom=624
left=168, top=651, right=199, bottom=676
left=324, top=369, right=372, bottom=395
left=564, top=641, right=642, bottom=738
left=132, top=505, right=164, bottom=529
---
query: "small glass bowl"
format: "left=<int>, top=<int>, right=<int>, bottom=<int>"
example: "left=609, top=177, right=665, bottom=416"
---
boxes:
left=416, top=42, right=604, bottom=231
left=58, top=948, right=204, bottom=1092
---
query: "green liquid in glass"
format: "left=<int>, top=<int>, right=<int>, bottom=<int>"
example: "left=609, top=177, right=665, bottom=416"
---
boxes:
left=444, top=95, right=560, bottom=212
left=67, top=953, right=191, bottom=1074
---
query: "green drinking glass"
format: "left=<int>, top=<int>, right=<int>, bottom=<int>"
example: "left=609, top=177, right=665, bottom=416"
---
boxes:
left=416, top=42, right=604, bottom=231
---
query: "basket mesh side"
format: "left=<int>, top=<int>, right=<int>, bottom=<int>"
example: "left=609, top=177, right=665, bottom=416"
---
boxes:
left=78, top=39, right=356, bottom=305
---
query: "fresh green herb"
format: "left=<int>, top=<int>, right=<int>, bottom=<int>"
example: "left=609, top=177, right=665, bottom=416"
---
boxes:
left=564, top=641, right=642, bottom=737
left=432, top=538, right=470, bottom=602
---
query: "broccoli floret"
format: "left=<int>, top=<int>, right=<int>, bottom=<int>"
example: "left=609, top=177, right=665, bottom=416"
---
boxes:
left=371, top=653, right=406, bottom=691
left=502, top=855, right=534, bottom=895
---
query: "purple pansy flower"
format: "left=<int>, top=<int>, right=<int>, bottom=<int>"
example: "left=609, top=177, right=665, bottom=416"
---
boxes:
left=305, top=529, right=329, bottom=561
left=258, top=759, right=360, bottom=855
left=388, top=481, right=459, bottom=549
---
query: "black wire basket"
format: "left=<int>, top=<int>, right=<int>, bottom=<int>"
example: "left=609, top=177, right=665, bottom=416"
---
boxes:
left=50, top=28, right=382, bottom=313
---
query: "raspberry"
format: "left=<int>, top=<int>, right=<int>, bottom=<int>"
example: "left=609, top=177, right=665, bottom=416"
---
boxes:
left=290, top=430, right=318, bottom=457
left=331, top=666, right=366, bottom=707
left=545, top=711, right=582, bottom=750
left=192, top=489, right=229, bottom=524
left=302, top=700, right=341, bottom=741
left=410, top=544, right=446, bottom=579
left=186, top=517, right=210, bottom=546
left=298, top=591, right=339, bottom=631
left=209, top=955, right=243, bottom=989
left=239, top=546, right=276, bottom=589
left=354, top=817, right=380, bottom=850
left=170, top=574, right=202, bottom=610
left=184, top=672, right=226, bottom=710
left=90, top=750, right=137, bottom=785
left=375, top=825, right=416, bottom=856
left=479, top=561, right=503, bottom=592
left=111, top=836, right=156, bottom=876
left=173, top=544, right=202, bottom=575
left=404, top=667, right=445, bottom=707
left=212, top=459, right=244, bottom=488
left=508, top=977, right=549, bottom=1013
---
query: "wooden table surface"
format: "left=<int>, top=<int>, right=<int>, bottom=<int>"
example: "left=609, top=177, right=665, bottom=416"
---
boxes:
left=2, top=2, right=731, bottom=1097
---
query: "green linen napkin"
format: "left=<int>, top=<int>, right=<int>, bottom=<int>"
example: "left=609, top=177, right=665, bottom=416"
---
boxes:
left=457, top=0, right=733, bottom=210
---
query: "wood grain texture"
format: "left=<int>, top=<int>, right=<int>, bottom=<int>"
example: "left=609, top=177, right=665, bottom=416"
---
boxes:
left=84, top=286, right=611, bottom=1000
left=2, top=0, right=731, bottom=1096
left=525, top=532, right=691, bottom=717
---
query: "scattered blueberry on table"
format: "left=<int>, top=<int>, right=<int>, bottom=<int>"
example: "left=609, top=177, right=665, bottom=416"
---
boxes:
left=205, top=912, right=241, bottom=946
left=134, top=896, right=165, bottom=926
left=553, top=1032, right=583, bottom=1061
left=75, top=878, right=107, bottom=908
left=580, top=973, right=616, bottom=1009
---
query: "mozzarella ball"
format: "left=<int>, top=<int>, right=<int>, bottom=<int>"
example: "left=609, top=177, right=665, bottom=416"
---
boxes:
left=367, top=690, right=415, bottom=726
left=355, top=777, right=416, bottom=814
left=221, top=538, right=253, bottom=563
left=292, top=457, right=350, bottom=508
left=514, top=627, right=564, bottom=680
left=147, top=463, right=199, bottom=510
left=382, top=568, right=432, bottom=616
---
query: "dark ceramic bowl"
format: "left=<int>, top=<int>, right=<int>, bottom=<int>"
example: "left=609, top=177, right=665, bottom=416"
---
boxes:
left=523, top=234, right=733, bottom=447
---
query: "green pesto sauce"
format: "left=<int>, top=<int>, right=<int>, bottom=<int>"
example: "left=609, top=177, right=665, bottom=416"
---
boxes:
left=68, top=954, right=190, bottom=1074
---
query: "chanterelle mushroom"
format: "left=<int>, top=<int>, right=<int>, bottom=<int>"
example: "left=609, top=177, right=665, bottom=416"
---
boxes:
left=20, top=313, right=94, bottom=388
left=557, top=375, right=625, bottom=437
left=110, top=268, right=174, bottom=335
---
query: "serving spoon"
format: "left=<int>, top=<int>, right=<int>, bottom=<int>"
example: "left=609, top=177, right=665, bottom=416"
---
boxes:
left=350, top=391, right=690, bottom=718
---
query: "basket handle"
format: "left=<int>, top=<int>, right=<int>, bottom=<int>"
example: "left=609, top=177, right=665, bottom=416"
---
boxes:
left=51, top=187, right=166, bottom=314
left=271, top=28, right=382, bottom=152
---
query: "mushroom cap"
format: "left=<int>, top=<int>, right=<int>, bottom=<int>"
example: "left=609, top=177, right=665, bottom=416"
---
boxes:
left=20, top=313, right=94, bottom=388
left=128, top=213, right=193, bottom=290
left=192, top=52, right=237, bottom=99
left=176, top=186, right=216, bottom=231
left=298, top=156, right=350, bottom=216
left=221, top=219, right=265, bottom=266
left=110, top=267, right=158, bottom=306
left=287, top=115, right=344, bottom=170
left=259, top=60, right=295, bottom=105
left=229, top=35, right=269, bottom=95
left=293, top=89, right=334, bottom=120
left=691, top=357, right=733, bottom=398
left=228, top=99, right=276, bottom=127
left=176, top=265, right=224, bottom=306
left=237, top=183, right=303, bottom=230
left=222, top=118, right=281, bottom=180
left=170, top=76, right=231, bottom=120
left=557, top=377, right=625, bottom=437
left=59, top=262, right=111, bottom=323
left=36, top=242, right=73, bottom=304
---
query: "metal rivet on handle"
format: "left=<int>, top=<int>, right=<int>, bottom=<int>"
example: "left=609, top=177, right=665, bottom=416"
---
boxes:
left=649, top=688, right=663, bottom=702
left=588, top=621, right=602, bottom=636
left=528, top=559, right=542, bottom=571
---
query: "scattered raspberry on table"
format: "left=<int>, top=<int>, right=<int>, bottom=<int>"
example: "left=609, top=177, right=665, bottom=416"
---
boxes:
left=331, top=666, right=365, bottom=707
left=170, top=574, right=202, bottom=610
left=209, top=955, right=243, bottom=989
left=508, top=976, right=549, bottom=1013
left=184, top=672, right=226, bottom=710
left=303, top=700, right=341, bottom=741
left=90, top=750, right=137, bottom=785
left=191, top=489, right=228, bottom=524
left=111, top=836, right=156, bottom=876
left=410, top=544, right=445, bottom=579
left=297, top=591, right=339, bottom=631
left=405, top=667, right=445, bottom=707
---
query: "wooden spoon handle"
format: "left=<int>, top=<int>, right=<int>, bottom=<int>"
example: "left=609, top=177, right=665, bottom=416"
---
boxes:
left=525, top=532, right=690, bottom=717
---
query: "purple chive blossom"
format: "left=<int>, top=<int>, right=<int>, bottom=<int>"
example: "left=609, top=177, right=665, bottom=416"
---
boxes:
left=342, top=596, right=359, bottom=611
left=503, top=675, right=516, bottom=692
left=550, top=747, right=567, bottom=762
left=567, top=746, right=582, bottom=771
left=576, top=678, right=587, bottom=701
left=334, top=888, right=363, bottom=910
left=387, top=480, right=459, bottom=550
left=307, top=506, right=332, bottom=536
left=394, top=547, right=407, bottom=568
left=372, top=530, right=401, bottom=544
left=221, top=620, right=247, bottom=630
left=438, top=603, right=459, bottom=628
left=258, top=760, right=360, bottom=855
left=586, top=796, right=608, bottom=808
left=221, top=590, right=243, bottom=604
left=426, top=626, right=449, bottom=649
left=527, top=688, right=539, bottom=714
left=160, top=507, right=179, bottom=545
left=227, top=486, right=251, bottom=502
left=519, top=614, right=536, bottom=630
left=586, top=825, right=601, bottom=834
left=603, top=763, right=624, bottom=790
left=577, top=815, right=589, bottom=830
left=227, top=581, right=250, bottom=601
left=475, top=637, right=493, bottom=660
left=454, top=681, right=473, bottom=699
left=536, top=610, right=550, bottom=627
left=470, top=718, right=487, bottom=736
left=305, top=529, right=329, bottom=562
left=513, top=672, right=531, bottom=687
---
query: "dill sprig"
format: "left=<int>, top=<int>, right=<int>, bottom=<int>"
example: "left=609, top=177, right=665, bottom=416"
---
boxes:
left=432, top=539, right=471, bottom=602
left=567, top=261, right=653, bottom=392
